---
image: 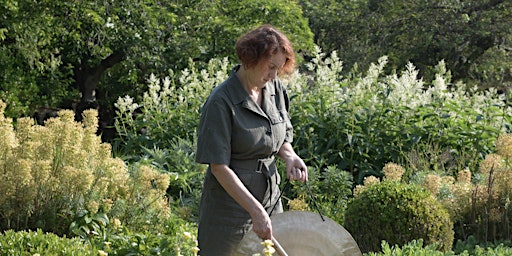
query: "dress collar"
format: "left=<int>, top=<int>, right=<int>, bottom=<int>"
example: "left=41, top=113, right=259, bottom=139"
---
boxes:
left=226, top=65, right=277, bottom=118
left=227, top=65, right=276, bottom=104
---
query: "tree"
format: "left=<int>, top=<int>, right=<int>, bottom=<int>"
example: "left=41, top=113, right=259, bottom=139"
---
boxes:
left=1, top=0, right=314, bottom=140
left=0, top=0, right=177, bottom=119
left=299, top=0, right=512, bottom=87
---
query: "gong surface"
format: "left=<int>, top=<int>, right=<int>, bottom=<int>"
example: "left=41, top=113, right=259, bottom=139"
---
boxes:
left=235, top=211, right=362, bottom=256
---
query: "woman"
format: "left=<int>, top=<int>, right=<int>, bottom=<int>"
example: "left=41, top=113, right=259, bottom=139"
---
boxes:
left=195, top=24, right=308, bottom=256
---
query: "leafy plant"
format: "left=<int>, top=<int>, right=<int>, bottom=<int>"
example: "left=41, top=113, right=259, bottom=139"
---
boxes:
left=287, top=165, right=354, bottom=224
left=0, top=100, right=170, bottom=235
left=412, top=133, right=512, bottom=243
left=345, top=179, right=454, bottom=253
left=0, top=213, right=200, bottom=256
left=0, top=229, right=94, bottom=255
left=113, top=58, right=230, bottom=157
left=70, top=210, right=110, bottom=240
left=287, top=49, right=511, bottom=183
left=87, top=213, right=199, bottom=256
left=365, top=240, right=448, bottom=256
left=113, top=59, right=230, bottom=218
left=366, top=239, right=512, bottom=256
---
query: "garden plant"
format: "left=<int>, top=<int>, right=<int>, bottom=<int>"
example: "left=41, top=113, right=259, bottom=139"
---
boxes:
left=2, top=0, right=512, bottom=255
left=0, top=49, right=511, bottom=255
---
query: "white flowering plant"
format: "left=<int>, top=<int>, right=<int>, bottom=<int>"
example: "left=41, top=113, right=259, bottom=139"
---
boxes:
left=287, top=46, right=511, bottom=183
left=113, top=57, right=229, bottom=157
left=113, top=58, right=230, bottom=217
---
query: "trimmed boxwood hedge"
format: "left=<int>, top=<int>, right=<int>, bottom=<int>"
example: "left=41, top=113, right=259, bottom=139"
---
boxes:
left=344, top=180, right=454, bottom=253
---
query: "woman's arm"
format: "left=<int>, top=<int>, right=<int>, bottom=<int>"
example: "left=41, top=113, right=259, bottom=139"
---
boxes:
left=210, top=163, right=273, bottom=240
left=278, top=142, right=308, bottom=182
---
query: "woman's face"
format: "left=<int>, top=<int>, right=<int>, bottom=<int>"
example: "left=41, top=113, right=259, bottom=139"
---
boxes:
left=254, top=52, right=287, bottom=87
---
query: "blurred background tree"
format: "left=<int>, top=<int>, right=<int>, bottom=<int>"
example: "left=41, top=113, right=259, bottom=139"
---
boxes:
left=299, top=0, right=512, bottom=89
left=0, top=0, right=314, bottom=140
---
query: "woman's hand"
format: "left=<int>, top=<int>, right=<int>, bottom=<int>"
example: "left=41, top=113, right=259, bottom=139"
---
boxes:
left=285, top=154, right=308, bottom=182
left=278, top=143, right=308, bottom=182
left=210, top=164, right=274, bottom=239
left=250, top=209, right=273, bottom=240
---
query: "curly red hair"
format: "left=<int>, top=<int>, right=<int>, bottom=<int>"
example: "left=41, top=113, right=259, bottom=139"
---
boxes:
left=235, top=24, right=296, bottom=75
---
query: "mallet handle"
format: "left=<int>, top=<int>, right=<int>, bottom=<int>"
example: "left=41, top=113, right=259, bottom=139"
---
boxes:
left=272, top=237, right=289, bottom=256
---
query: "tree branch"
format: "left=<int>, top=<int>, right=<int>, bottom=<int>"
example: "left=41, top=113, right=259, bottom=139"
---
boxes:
left=94, top=51, right=124, bottom=77
left=464, top=0, right=505, bottom=13
left=75, top=51, right=125, bottom=102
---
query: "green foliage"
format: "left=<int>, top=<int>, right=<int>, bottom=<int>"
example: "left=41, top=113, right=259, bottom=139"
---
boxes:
left=365, top=240, right=449, bottom=256
left=411, top=134, right=512, bottom=244
left=4, top=227, right=512, bottom=255
left=138, top=139, right=203, bottom=196
left=113, top=59, right=229, bottom=215
left=70, top=210, right=110, bottom=240
left=85, top=214, right=199, bottom=256
left=0, top=0, right=179, bottom=116
left=468, top=36, right=512, bottom=91
left=453, top=236, right=512, bottom=255
left=0, top=1, right=85, bottom=113
left=365, top=239, right=512, bottom=256
left=0, top=214, right=199, bottom=256
left=287, top=165, right=354, bottom=224
left=0, top=100, right=170, bottom=235
left=287, top=49, right=511, bottom=182
left=0, top=229, right=94, bottom=255
left=1, top=0, right=315, bottom=123
left=345, top=180, right=454, bottom=253
left=165, top=0, right=315, bottom=67
left=299, top=0, right=512, bottom=86
left=114, top=58, right=230, bottom=154
left=97, top=217, right=197, bottom=256
left=135, top=140, right=205, bottom=222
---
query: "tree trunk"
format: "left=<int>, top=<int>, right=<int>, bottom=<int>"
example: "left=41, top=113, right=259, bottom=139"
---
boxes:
left=73, top=52, right=124, bottom=138
left=74, top=51, right=124, bottom=104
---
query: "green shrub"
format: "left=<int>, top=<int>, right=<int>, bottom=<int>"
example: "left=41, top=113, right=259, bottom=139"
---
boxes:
left=345, top=180, right=454, bottom=253
left=365, top=239, right=512, bottom=256
left=105, top=215, right=198, bottom=256
left=87, top=214, right=199, bottom=256
left=364, top=240, right=449, bottom=256
left=0, top=100, right=170, bottom=235
left=134, top=138, right=205, bottom=222
left=453, top=236, right=512, bottom=255
left=0, top=229, right=94, bottom=255
left=0, top=214, right=200, bottom=256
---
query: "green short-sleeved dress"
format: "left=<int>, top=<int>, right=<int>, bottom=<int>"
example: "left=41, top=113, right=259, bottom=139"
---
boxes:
left=195, top=65, right=293, bottom=256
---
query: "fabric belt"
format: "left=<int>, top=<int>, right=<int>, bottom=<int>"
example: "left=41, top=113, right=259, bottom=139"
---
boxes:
left=229, top=157, right=276, bottom=177
left=230, top=157, right=278, bottom=210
